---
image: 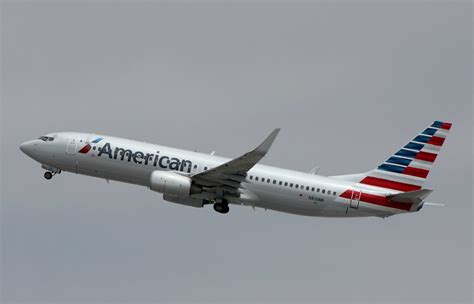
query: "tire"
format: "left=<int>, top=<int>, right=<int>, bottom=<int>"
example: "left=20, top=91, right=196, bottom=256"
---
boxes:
left=213, top=202, right=229, bottom=214
left=44, top=172, right=53, bottom=180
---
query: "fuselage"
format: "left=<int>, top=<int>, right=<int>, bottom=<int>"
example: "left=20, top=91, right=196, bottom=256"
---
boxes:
left=20, top=132, right=415, bottom=218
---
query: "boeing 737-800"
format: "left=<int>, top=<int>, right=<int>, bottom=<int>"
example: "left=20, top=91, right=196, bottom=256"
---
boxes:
left=20, top=121, right=451, bottom=218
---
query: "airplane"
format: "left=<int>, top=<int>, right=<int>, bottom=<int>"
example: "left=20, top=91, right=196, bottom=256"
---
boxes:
left=19, top=121, right=452, bottom=218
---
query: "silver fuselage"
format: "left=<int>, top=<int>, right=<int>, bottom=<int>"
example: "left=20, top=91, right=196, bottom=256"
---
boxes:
left=20, top=132, right=411, bottom=218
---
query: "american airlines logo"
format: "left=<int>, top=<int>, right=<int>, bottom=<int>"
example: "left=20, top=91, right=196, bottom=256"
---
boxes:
left=78, top=137, right=103, bottom=154
left=95, top=142, right=193, bottom=173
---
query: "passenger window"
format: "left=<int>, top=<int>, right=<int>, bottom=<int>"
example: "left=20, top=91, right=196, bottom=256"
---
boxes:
left=301, top=185, right=304, bottom=189
left=306, top=186, right=309, bottom=191
left=93, top=146, right=96, bottom=150
left=311, top=187, right=315, bottom=192
left=255, top=177, right=259, bottom=181
left=193, top=165, right=197, bottom=169
left=317, top=188, right=320, bottom=192
left=284, top=182, right=288, bottom=186
left=204, top=166, right=208, bottom=170
left=279, top=181, right=282, bottom=185
left=333, top=191, right=337, bottom=196
left=290, top=183, right=293, bottom=187
left=267, top=179, right=270, bottom=183
left=295, top=184, right=299, bottom=188
left=249, top=176, right=253, bottom=180
left=273, top=180, right=276, bottom=184
left=322, top=189, right=326, bottom=194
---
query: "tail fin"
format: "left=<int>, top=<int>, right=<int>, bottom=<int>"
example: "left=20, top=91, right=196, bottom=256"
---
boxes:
left=336, top=121, right=452, bottom=192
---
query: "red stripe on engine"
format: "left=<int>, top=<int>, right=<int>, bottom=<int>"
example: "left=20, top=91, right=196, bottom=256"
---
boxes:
left=415, top=151, right=437, bottom=162
left=440, top=122, right=452, bottom=130
left=339, top=190, right=412, bottom=211
left=403, top=166, right=429, bottom=178
left=427, top=136, right=445, bottom=146
left=360, top=176, right=421, bottom=192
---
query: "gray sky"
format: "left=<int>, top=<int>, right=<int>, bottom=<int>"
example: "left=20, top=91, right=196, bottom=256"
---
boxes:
left=1, top=1, right=472, bottom=303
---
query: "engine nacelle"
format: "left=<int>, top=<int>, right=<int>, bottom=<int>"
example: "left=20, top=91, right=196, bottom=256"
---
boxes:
left=150, top=170, right=197, bottom=196
left=163, top=194, right=205, bottom=208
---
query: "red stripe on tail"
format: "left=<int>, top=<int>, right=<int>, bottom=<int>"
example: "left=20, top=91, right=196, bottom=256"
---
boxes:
left=440, top=122, right=452, bottom=130
left=428, top=136, right=445, bottom=146
left=360, top=176, right=421, bottom=192
left=403, top=166, right=429, bottom=178
left=415, top=151, right=437, bottom=162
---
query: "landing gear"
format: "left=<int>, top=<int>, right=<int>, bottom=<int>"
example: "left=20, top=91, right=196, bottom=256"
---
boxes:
left=213, top=201, right=230, bottom=214
left=41, top=165, right=61, bottom=180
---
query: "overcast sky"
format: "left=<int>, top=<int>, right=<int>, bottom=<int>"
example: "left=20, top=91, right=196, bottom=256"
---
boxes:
left=1, top=1, right=472, bottom=303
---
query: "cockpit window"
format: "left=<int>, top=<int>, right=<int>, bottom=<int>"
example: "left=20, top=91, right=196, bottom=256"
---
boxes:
left=38, top=136, right=54, bottom=142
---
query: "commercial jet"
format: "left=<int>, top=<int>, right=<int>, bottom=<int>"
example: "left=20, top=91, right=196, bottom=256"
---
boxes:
left=20, top=121, right=451, bottom=218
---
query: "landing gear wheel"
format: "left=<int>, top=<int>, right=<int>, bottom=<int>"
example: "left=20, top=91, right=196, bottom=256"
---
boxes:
left=44, top=171, right=53, bottom=180
left=213, top=202, right=230, bottom=214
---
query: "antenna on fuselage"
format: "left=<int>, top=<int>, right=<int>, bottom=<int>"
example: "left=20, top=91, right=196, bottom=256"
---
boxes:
left=309, top=166, right=320, bottom=175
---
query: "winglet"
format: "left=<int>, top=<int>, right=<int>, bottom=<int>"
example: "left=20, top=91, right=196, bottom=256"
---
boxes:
left=254, top=128, right=280, bottom=155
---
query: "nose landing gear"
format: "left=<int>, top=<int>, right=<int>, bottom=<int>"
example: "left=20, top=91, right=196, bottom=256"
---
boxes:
left=41, top=165, right=61, bottom=180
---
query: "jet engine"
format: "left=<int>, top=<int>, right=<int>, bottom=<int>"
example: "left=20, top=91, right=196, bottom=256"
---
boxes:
left=149, top=171, right=204, bottom=207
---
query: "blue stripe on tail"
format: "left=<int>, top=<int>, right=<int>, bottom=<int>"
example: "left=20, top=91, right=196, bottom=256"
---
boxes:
left=395, top=149, right=418, bottom=158
left=386, top=156, right=412, bottom=166
left=412, top=135, right=431, bottom=143
left=378, top=164, right=406, bottom=174
left=404, top=142, right=424, bottom=151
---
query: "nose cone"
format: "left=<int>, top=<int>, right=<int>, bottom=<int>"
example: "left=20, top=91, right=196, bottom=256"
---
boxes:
left=20, top=140, right=36, bottom=157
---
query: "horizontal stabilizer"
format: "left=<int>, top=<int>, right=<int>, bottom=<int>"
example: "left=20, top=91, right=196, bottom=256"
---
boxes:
left=388, top=189, right=433, bottom=203
left=423, top=202, right=445, bottom=207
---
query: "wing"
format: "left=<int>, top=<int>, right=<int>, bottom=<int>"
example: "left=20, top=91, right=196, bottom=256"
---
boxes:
left=191, top=128, right=280, bottom=197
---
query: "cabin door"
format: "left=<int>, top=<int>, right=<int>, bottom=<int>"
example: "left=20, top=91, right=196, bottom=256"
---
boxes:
left=350, top=189, right=361, bottom=209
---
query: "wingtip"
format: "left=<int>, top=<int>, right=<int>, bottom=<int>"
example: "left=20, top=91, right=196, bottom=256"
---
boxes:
left=255, top=128, right=280, bottom=154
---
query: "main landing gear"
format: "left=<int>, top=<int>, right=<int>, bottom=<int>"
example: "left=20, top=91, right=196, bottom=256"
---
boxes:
left=44, top=171, right=53, bottom=180
left=213, top=199, right=230, bottom=214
